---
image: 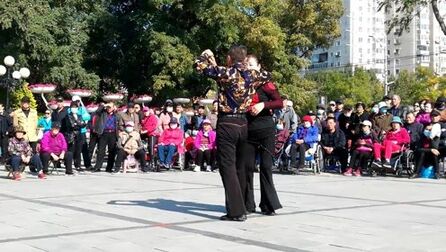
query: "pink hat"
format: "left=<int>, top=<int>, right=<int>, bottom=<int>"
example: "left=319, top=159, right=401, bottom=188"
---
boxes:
left=142, top=107, right=149, bottom=112
left=202, top=119, right=211, bottom=125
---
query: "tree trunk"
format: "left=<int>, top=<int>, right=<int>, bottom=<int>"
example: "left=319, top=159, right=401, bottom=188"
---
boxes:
left=431, top=0, right=446, bottom=36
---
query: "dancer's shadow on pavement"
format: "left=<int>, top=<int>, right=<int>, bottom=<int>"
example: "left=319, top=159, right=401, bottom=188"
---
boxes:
left=107, top=198, right=225, bottom=220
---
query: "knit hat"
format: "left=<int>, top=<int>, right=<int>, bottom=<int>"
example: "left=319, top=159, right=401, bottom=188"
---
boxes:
left=302, top=115, right=313, bottom=125
left=169, top=117, right=179, bottom=125
left=391, top=116, right=403, bottom=125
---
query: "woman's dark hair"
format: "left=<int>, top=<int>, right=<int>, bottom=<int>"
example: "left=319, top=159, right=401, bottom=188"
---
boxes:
left=228, top=45, right=247, bottom=63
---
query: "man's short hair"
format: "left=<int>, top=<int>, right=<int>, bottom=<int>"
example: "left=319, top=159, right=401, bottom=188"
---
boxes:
left=326, top=117, right=336, bottom=123
left=228, top=45, right=247, bottom=63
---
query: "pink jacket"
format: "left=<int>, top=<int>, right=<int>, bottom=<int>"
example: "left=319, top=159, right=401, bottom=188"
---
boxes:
left=40, top=132, right=67, bottom=154
left=383, top=128, right=410, bottom=146
left=141, top=115, right=160, bottom=136
left=159, top=128, right=183, bottom=146
left=194, top=130, right=216, bottom=150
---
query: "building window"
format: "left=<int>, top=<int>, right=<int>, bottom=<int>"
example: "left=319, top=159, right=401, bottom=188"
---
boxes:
left=358, top=37, right=363, bottom=42
left=396, top=69, right=400, bottom=74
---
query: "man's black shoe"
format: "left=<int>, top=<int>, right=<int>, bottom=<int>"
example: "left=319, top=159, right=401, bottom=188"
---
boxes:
left=245, top=209, right=256, bottom=215
left=220, top=214, right=247, bottom=222
left=92, top=168, right=101, bottom=172
left=261, top=211, right=276, bottom=216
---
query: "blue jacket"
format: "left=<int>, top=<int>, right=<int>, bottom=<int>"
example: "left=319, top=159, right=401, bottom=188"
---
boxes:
left=289, top=125, right=319, bottom=148
left=37, top=117, right=52, bottom=133
left=68, top=107, right=91, bottom=134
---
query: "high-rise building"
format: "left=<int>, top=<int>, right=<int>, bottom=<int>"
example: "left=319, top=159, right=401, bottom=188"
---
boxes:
left=306, top=0, right=387, bottom=81
left=306, top=1, right=446, bottom=81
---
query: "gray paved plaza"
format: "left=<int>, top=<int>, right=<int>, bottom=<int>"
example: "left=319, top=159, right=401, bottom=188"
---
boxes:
left=1, top=168, right=446, bottom=252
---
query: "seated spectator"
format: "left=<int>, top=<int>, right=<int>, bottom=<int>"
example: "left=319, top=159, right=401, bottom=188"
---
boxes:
left=372, top=116, right=410, bottom=168
left=157, top=117, right=184, bottom=170
left=288, top=115, right=318, bottom=173
left=192, top=119, right=216, bottom=172
left=404, top=112, right=423, bottom=150
left=344, top=120, right=376, bottom=177
left=275, top=119, right=290, bottom=155
left=114, top=121, right=148, bottom=172
left=37, top=109, right=52, bottom=134
left=411, top=110, right=442, bottom=179
left=416, top=101, right=433, bottom=126
left=8, top=126, right=45, bottom=180
left=184, top=132, right=196, bottom=170
left=320, top=117, right=348, bottom=172
left=40, top=122, right=74, bottom=175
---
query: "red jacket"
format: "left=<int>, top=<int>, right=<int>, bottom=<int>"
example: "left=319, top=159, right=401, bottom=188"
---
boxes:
left=158, top=128, right=183, bottom=147
left=383, top=128, right=410, bottom=146
left=141, top=115, right=159, bottom=136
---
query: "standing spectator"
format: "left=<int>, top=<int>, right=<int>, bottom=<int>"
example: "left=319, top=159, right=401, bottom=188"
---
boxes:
left=337, top=105, right=354, bottom=141
left=404, top=112, right=424, bottom=150
left=371, top=101, right=393, bottom=141
left=372, top=116, right=410, bottom=168
left=51, top=97, right=68, bottom=124
left=0, top=103, right=12, bottom=164
left=13, top=97, right=38, bottom=152
left=434, top=97, right=446, bottom=122
left=37, top=109, right=52, bottom=133
left=159, top=99, right=174, bottom=131
left=191, top=105, right=207, bottom=131
left=141, top=107, right=160, bottom=166
left=277, top=99, right=299, bottom=134
left=334, top=99, right=344, bottom=120
left=118, top=102, right=140, bottom=132
left=416, top=101, right=433, bottom=126
left=327, top=101, right=336, bottom=113
left=64, top=101, right=90, bottom=171
left=157, top=117, right=184, bottom=170
left=88, top=110, right=99, bottom=164
left=114, top=121, right=147, bottom=172
left=192, top=119, right=216, bottom=172
left=351, top=102, right=369, bottom=135
left=288, top=115, right=319, bottom=173
left=320, top=117, right=348, bottom=172
left=92, top=103, right=119, bottom=173
left=382, top=95, right=392, bottom=108
left=71, top=95, right=93, bottom=170
left=173, top=104, right=188, bottom=132
left=413, top=102, right=421, bottom=116
left=344, top=120, right=376, bottom=176
left=207, top=100, right=219, bottom=130
left=390, top=94, right=407, bottom=118
left=40, top=122, right=73, bottom=175
left=8, top=126, right=45, bottom=180
left=133, top=104, right=144, bottom=124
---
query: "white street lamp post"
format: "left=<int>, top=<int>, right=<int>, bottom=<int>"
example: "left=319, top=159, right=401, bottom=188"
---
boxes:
left=0, top=56, right=31, bottom=110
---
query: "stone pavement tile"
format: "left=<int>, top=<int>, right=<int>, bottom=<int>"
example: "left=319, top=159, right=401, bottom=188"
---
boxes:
left=0, top=242, right=46, bottom=252
left=23, top=234, right=124, bottom=252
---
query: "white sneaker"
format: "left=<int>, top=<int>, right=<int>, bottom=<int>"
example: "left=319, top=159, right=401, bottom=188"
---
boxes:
left=206, top=165, right=212, bottom=172
left=193, top=165, right=200, bottom=172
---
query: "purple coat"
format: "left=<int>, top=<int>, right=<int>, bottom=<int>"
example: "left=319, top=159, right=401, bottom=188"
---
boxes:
left=194, top=130, right=216, bottom=150
left=40, top=132, right=67, bottom=155
left=415, top=112, right=431, bottom=126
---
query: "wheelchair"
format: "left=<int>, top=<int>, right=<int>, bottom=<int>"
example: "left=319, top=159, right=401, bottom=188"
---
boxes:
left=281, top=143, right=321, bottom=174
left=368, top=144, right=415, bottom=177
left=316, top=146, right=344, bottom=174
